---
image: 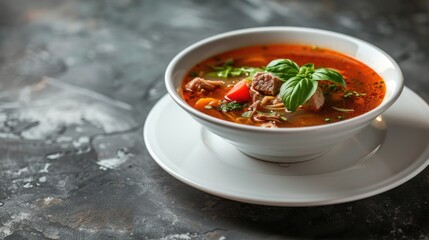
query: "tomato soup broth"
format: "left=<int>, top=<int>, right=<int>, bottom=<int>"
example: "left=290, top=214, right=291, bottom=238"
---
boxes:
left=181, top=44, right=385, bottom=127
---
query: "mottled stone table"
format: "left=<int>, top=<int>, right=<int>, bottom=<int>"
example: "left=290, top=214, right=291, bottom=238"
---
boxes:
left=1, top=0, right=428, bottom=239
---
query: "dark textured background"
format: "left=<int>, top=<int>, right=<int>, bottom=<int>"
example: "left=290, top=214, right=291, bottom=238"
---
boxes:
left=0, top=0, right=428, bottom=239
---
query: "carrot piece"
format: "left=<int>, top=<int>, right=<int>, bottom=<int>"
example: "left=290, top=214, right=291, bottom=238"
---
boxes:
left=194, top=98, right=219, bottom=110
left=225, top=81, right=251, bottom=102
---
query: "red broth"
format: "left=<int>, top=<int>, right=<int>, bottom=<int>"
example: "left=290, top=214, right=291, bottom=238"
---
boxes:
left=180, top=44, right=385, bottom=127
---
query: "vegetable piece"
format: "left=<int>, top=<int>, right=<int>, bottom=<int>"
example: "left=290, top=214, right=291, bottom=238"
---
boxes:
left=194, top=98, right=219, bottom=110
left=218, top=101, right=245, bottom=112
left=225, top=81, right=251, bottom=102
left=206, top=59, right=263, bottom=79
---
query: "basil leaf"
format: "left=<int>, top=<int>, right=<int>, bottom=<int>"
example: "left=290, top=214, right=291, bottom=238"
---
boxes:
left=266, top=59, right=300, bottom=71
left=280, top=76, right=318, bottom=112
left=265, top=59, right=299, bottom=81
left=312, top=68, right=346, bottom=87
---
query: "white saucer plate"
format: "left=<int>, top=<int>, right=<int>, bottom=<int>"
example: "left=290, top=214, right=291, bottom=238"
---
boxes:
left=144, top=87, right=429, bottom=206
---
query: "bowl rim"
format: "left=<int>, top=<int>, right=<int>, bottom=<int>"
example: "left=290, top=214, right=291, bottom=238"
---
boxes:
left=165, top=26, right=404, bottom=133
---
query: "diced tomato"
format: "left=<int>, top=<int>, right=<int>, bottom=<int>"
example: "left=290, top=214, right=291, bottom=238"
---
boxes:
left=225, top=81, right=251, bottom=102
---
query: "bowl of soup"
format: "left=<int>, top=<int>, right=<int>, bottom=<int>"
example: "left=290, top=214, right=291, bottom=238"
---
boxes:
left=165, top=27, right=403, bottom=162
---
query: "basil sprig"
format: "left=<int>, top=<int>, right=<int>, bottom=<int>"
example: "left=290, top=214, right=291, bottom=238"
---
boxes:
left=266, top=59, right=346, bottom=112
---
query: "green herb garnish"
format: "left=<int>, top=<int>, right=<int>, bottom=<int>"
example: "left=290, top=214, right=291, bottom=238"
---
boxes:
left=206, top=59, right=263, bottom=79
left=344, top=90, right=366, bottom=98
left=241, top=111, right=252, bottom=118
left=218, top=101, right=245, bottom=112
left=265, top=59, right=346, bottom=112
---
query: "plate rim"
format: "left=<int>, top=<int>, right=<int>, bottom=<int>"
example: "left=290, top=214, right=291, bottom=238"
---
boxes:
left=144, top=87, right=429, bottom=206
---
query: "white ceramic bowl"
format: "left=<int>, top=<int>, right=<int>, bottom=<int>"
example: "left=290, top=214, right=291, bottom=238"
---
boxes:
left=165, top=27, right=403, bottom=162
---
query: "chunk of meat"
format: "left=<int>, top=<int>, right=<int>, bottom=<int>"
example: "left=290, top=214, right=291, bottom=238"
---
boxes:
left=251, top=72, right=282, bottom=96
left=302, top=87, right=325, bottom=111
left=185, top=77, right=224, bottom=92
